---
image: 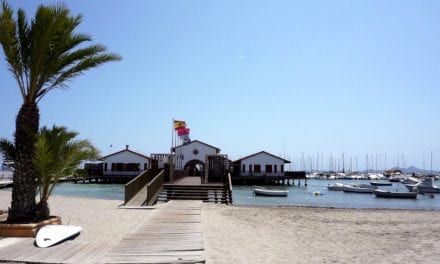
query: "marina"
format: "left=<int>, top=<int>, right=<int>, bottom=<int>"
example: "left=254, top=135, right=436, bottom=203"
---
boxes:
left=2, top=178, right=438, bottom=210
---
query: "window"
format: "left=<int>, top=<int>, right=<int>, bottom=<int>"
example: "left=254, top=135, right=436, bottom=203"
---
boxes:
left=274, top=165, right=277, bottom=173
left=242, top=164, right=245, bottom=172
left=281, top=165, right=284, bottom=172
left=111, top=163, right=140, bottom=171
left=127, top=163, right=140, bottom=171
left=104, top=163, right=108, bottom=171
left=254, top=164, right=261, bottom=173
left=144, top=163, right=148, bottom=170
left=265, top=165, right=272, bottom=173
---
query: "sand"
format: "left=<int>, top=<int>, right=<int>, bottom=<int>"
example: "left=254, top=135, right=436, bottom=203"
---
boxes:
left=202, top=204, right=440, bottom=263
left=202, top=204, right=440, bottom=264
left=0, top=189, right=152, bottom=243
left=1, top=189, right=440, bottom=263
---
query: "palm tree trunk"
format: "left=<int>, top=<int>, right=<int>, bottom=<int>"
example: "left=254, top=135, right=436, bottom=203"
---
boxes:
left=8, top=101, right=39, bottom=222
left=36, top=199, right=50, bottom=220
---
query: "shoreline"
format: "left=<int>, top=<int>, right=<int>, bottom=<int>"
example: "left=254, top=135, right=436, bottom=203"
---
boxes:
left=230, top=203, right=440, bottom=211
left=2, top=188, right=440, bottom=211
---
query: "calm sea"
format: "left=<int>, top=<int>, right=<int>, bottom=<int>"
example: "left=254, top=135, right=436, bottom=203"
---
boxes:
left=47, top=180, right=440, bottom=210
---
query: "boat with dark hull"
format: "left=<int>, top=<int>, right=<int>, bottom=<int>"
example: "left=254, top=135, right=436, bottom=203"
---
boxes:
left=370, top=181, right=392, bottom=186
left=404, top=177, right=440, bottom=193
left=373, top=189, right=417, bottom=199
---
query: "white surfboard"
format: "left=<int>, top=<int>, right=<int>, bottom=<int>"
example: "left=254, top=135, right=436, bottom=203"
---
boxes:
left=36, top=225, right=82, bottom=248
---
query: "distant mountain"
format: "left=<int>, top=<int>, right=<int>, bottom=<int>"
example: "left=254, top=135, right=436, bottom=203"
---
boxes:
left=388, top=166, right=439, bottom=175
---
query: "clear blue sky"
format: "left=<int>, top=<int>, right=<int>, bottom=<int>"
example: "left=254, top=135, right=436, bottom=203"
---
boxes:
left=1, top=0, right=440, bottom=171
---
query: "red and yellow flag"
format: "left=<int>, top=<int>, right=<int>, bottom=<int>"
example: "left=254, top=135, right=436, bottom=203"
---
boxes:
left=177, top=128, right=190, bottom=136
left=174, top=120, right=186, bottom=130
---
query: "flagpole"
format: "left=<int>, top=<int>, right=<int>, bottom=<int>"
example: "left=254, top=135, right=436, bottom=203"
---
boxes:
left=170, top=119, right=174, bottom=183
left=171, top=119, right=174, bottom=153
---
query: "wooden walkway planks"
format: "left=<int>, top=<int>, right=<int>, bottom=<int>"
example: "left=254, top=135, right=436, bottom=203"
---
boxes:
left=0, top=237, right=115, bottom=264
left=102, top=200, right=205, bottom=263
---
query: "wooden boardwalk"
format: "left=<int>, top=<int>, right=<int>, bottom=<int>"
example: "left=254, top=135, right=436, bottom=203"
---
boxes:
left=0, top=237, right=115, bottom=263
left=102, top=200, right=204, bottom=263
left=0, top=200, right=204, bottom=263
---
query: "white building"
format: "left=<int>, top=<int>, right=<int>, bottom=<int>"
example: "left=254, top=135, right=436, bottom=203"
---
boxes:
left=101, top=145, right=150, bottom=176
left=172, top=140, right=220, bottom=176
left=233, top=151, right=290, bottom=177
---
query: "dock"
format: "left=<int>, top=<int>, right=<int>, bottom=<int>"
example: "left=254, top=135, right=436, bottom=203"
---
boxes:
left=102, top=200, right=204, bottom=263
left=0, top=200, right=204, bottom=263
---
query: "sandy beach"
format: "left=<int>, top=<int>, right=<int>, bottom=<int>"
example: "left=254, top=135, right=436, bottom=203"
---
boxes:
left=0, top=189, right=153, bottom=244
left=1, top=189, right=440, bottom=263
left=202, top=204, right=440, bottom=264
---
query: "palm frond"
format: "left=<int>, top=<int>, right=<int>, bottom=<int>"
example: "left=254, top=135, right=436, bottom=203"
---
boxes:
left=0, top=1, right=26, bottom=98
left=0, top=138, right=16, bottom=163
left=34, top=125, right=99, bottom=201
left=1, top=2, right=121, bottom=103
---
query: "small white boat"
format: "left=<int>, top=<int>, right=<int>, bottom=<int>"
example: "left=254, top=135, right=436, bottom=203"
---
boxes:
left=327, top=183, right=345, bottom=191
left=373, top=189, right=417, bottom=199
left=254, top=188, right=288, bottom=196
left=36, top=225, right=81, bottom=248
left=401, top=176, right=421, bottom=185
left=342, top=184, right=374, bottom=193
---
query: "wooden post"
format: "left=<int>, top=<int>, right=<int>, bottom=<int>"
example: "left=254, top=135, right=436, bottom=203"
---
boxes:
left=169, top=154, right=174, bottom=184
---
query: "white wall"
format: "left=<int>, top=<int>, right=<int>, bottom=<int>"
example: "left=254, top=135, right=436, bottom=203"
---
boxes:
left=240, top=152, right=286, bottom=177
left=174, top=141, right=218, bottom=169
left=102, top=150, right=150, bottom=175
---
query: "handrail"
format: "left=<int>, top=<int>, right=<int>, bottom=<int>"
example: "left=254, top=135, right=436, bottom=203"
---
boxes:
left=146, top=170, right=164, bottom=206
left=226, top=172, right=233, bottom=204
left=124, top=170, right=156, bottom=204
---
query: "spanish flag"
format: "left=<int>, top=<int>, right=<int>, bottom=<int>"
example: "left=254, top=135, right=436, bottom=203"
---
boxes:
left=174, top=120, right=186, bottom=130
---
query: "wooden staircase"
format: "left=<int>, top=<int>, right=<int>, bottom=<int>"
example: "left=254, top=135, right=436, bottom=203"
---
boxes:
left=158, top=183, right=233, bottom=204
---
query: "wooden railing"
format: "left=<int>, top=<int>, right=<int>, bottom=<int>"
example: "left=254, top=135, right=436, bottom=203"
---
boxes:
left=146, top=170, right=165, bottom=206
left=124, top=170, right=157, bottom=204
left=226, top=172, right=233, bottom=204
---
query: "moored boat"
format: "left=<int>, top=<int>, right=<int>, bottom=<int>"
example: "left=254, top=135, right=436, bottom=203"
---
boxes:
left=254, top=188, right=289, bottom=196
left=370, top=181, right=392, bottom=186
left=373, top=189, right=417, bottom=199
left=389, top=176, right=402, bottom=182
left=327, top=183, right=345, bottom=191
left=342, top=184, right=374, bottom=193
left=415, top=177, right=440, bottom=194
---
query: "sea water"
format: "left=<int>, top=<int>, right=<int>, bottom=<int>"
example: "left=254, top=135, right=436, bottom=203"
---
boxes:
left=233, top=179, right=440, bottom=210
left=52, top=182, right=124, bottom=200
left=48, top=180, right=440, bottom=210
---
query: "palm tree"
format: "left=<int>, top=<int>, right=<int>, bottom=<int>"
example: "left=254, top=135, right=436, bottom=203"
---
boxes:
left=33, top=126, right=99, bottom=219
left=0, top=1, right=120, bottom=222
left=1, top=126, right=99, bottom=220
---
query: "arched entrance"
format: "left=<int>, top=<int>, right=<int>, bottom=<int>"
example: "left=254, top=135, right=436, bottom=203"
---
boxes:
left=184, top=159, right=204, bottom=177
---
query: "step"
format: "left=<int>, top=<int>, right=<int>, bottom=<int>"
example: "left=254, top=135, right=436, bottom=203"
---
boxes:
left=159, top=195, right=229, bottom=200
left=159, top=193, right=230, bottom=197
left=163, top=185, right=226, bottom=189
left=158, top=197, right=230, bottom=203
left=161, top=191, right=228, bottom=195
